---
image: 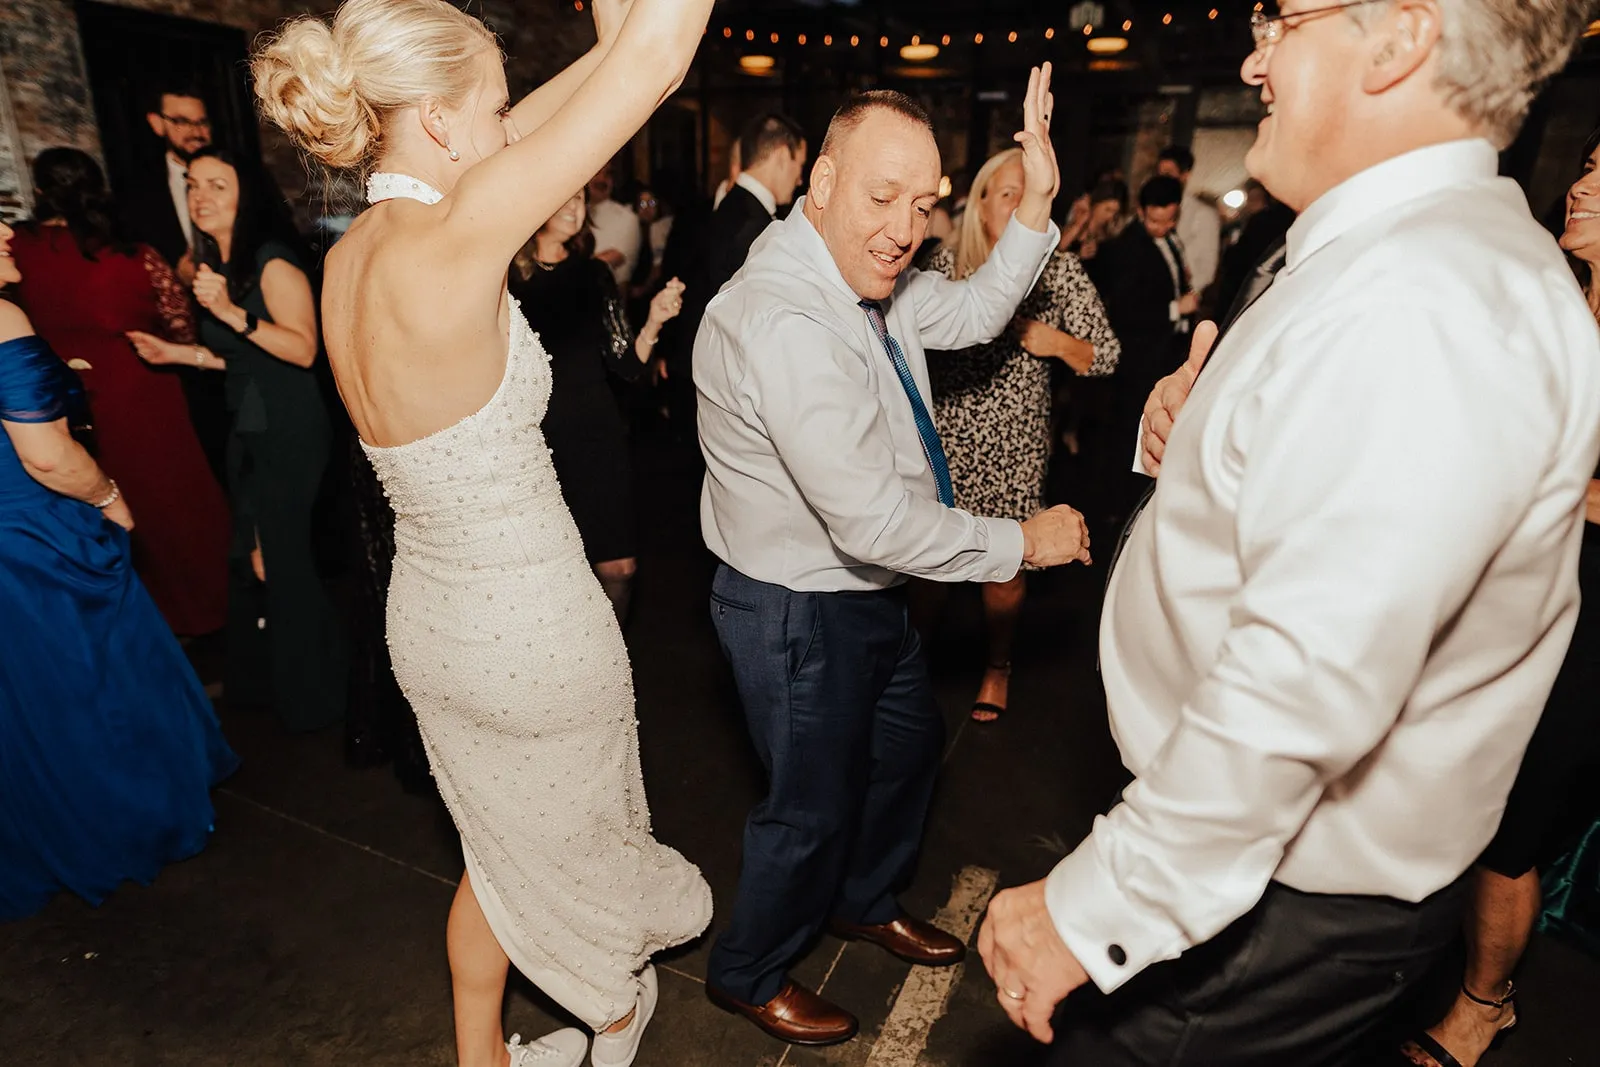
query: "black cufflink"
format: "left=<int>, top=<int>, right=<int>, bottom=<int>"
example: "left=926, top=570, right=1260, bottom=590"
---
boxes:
left=1107, top=944, right=1127, bottom=966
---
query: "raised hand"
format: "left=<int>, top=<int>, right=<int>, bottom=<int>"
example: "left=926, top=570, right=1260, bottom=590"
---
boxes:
left=193, top=264, right=240, bottom=324
left=648, top=276, right=686, bottom=326
left=1013, top=63, right=1060, bottom=230
left=1141, top=320, right=1217, bottom=476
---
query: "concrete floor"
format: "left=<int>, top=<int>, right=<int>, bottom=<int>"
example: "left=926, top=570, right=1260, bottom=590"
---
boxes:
left=2, top=435, right=1596, bottom=1067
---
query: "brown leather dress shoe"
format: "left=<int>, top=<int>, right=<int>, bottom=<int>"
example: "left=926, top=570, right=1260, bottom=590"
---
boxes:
left=828, top=915, right=968, bottom=966
left=706, top=980, right=859, bottom=1046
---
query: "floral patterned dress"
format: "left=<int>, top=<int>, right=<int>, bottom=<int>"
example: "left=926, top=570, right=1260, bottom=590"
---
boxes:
left=927, top=246, right=1120, bottom=524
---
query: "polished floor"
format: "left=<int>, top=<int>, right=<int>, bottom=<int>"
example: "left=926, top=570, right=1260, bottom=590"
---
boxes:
left=3, top=436, right=1596, bottom=1067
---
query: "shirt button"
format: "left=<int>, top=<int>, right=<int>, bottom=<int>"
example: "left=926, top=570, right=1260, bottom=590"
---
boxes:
left=1108, top=944, right=1127, bottom=966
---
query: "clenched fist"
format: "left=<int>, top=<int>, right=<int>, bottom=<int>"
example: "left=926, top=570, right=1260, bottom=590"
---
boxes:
left=1019, top=505, right=1091, bottom=568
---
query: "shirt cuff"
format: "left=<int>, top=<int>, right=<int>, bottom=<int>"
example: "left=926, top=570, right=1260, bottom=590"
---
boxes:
left=997, top=216, right=1061, bottom=281
left=1131, top=415, right=1150, bottom=476
left=976, top=515, right=1025, bottom=582
left=1044, top=827, right=1190, bottom=994
left=1168, top=299, right=1181, bottom=322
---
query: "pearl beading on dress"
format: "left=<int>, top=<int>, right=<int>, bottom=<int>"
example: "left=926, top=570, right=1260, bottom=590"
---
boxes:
left=366, top=172, right=444, bottom=206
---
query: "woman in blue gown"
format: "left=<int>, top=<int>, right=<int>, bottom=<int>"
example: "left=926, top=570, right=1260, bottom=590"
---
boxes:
left=0, top=219, right=238, bottom=922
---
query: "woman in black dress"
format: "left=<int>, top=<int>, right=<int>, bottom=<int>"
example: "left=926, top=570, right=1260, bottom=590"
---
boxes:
left=130, top=148, right=346, bottom=732
left=509, top=189, right=684, bottom=620
left=1402, top=125, right=1600, bottom=1067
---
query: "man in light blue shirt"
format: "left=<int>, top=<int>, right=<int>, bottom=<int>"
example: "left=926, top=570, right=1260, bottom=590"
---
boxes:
left=695, top=69, right=1092, bottom=1045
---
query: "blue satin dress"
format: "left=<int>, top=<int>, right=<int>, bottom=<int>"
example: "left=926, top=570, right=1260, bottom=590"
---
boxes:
left=0, top=334, right=239, bottom=921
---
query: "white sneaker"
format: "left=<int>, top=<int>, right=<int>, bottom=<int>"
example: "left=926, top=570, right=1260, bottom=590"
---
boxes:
left=507, top=1029, right=588, bottom=1066
left=590, top=966, right=658, bottom=1067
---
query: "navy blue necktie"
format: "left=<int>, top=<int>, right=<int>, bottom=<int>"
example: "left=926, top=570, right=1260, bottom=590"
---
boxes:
left=859, top=300, right=955, bottom=507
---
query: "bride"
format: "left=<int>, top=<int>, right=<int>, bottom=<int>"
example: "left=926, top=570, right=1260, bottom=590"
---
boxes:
left=251, top=1, right=714, bottom=1064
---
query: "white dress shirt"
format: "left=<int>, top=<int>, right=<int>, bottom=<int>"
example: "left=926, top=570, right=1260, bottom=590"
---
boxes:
left=1050, top=139, right=1600, bottom=994
left=1153, top=233, right=1189, bottom=331
left=696, top=198, right=1059, bottom=592
left=167, top=153, right=193, bottom=249
left=588, top=197, right=642, bottom=287
left=734, top=172, right=778, bottom=218
left=1177, top=190, right=1220, bottom=293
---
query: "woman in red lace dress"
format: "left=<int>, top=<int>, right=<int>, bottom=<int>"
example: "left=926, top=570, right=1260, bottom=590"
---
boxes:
left=13, top=148, right=228, bottom=636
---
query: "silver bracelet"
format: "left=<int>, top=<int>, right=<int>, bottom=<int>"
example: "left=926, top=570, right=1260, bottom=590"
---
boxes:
left=194, top=346, right=205, bottom=368
left=91, top=480, right=120, bottom=510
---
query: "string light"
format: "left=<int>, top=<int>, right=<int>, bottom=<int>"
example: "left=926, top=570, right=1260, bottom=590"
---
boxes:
left=770, top=31, right=779, bottom=43
left=1008, top=30, right=1018, bottom=42
left=1124, top=19, right=1133, bottom=30
left=941, top=34, right=950, bottom=46
left=572, top=0, right=582, bottom=10
left=1209, top=8, right=1219, bottom=18
left=850, top=34, right=860, bottom=46
left=722, top=26, right=732, bottom=38
left=974, top=32, right=984, bottom=43
left=1083, top=24, right=1093, bottom=36
left=1163, top=12, right=1173, bottom=24
left=1045, top=27, right=1055, bottom=40
left=911, top=35, right=920, bottom=45
left=879, top=35, right=889, bottom=47
left=797, top=33, right=807, bottom=45
left=745, top=29, right=754, bottom=40
left=824, top=33, right=833, bottom=45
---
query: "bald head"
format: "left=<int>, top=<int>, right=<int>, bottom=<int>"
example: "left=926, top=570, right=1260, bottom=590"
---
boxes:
left=806, top=98, right=941, bottom=302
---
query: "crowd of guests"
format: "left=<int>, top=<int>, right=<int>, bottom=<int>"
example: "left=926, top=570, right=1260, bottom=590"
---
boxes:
left=2, top=2, right=1599, bottom=1066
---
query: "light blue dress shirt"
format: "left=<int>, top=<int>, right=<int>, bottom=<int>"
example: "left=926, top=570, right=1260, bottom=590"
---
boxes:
left=694, top=198, right=1058, bottom=592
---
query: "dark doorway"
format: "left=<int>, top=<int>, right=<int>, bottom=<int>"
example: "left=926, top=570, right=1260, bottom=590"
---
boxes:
left=74, top=1, right=262, bottom=202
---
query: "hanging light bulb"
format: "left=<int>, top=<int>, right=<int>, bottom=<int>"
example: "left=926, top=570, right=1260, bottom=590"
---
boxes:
left=974, top=31, right=984, bottom=44
left=797, top=33, right=807, bottom=45
left=900, top=42, right=940, bottom=61
left=1008, top=30, right=1019, bottom=42
left=739, top=55, right=776, bottom=74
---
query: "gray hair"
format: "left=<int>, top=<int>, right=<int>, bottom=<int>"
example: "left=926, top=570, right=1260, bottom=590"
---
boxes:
left=1349, top=0, right=1596, bottom=149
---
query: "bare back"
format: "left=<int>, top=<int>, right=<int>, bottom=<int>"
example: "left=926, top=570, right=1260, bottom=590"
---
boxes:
left=322, top=196, right=514, bottom=449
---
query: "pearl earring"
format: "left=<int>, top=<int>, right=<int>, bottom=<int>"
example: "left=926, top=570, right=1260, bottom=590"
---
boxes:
left=448, top=146, right=461, bottom=162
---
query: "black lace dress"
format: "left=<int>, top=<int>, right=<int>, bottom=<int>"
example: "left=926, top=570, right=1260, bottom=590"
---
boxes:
left=510, top=256, right=647, bottom=564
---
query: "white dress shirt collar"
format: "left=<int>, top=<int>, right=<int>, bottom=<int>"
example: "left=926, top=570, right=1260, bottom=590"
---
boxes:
left=735, top=172, right=779, bottom=217
left=770, top=196, right=865, bottom=306
left=1286, top=138, right=1498, bottom=274
left=167, top=152, right=194, bottom=248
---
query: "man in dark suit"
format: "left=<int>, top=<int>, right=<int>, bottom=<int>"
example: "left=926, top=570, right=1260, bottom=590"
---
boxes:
left=120, top=81, right=228, bottom=482
left=662, top=113, right=806, bottom=445
left=1087, top=175, right=1196, bottom=521
left=122, top=82, right=211, bottom=269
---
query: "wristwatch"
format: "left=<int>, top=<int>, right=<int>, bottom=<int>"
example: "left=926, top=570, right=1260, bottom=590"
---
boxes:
left=239, top=311, right=259, bottom=337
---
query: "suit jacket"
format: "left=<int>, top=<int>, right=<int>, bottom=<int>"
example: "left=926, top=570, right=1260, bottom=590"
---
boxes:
left=1089, top=225, right=1190, bottom=408
left=670, top=184, right=776, bottom=372
left=119, top=166, right=189, bottom=268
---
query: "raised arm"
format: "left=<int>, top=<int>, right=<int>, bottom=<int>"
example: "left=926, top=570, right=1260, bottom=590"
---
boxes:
left=505, top=0, right=627, bottom=136
left=443, top=0, right=713, bottom=265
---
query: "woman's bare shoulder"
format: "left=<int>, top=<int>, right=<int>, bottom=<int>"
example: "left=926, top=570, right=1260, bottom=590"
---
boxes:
left=0, top=299, right=35, bottom=343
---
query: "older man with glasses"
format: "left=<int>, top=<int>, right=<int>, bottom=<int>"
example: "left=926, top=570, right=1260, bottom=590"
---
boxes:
left=977, top=3, right=1600, bottom=1064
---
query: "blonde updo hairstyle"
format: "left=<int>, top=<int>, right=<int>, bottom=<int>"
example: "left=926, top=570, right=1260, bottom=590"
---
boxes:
left=252, top=0, right=499, bottom=176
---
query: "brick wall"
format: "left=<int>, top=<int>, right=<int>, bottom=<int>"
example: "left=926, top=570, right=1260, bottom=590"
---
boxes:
left=0, top=0, right=589, bottom=218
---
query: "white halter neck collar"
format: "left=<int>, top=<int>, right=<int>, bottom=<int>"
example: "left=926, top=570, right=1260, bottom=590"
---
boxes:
left=366, top=172, right=444, bottom=206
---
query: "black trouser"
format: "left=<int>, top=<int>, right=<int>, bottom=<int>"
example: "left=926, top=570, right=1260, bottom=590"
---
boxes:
left=1047, top=877, right=1470, bottom=1066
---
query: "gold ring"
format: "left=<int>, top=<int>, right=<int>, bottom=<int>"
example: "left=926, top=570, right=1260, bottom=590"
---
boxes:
left=1002, top=987, right=1025, bottom=1001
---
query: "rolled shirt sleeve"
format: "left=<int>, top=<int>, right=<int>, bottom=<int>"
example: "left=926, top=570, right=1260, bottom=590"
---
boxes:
left=1047, top=301, right=1554, bottom=992
left=736, top=309, right=1023, bottom=583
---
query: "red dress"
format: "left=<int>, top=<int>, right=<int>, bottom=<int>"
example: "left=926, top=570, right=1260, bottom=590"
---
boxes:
left=13, top=227, right=229, bottom=636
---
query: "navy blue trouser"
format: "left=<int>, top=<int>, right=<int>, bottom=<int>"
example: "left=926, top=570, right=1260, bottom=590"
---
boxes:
left=706, top=564, right=945, bottom=1005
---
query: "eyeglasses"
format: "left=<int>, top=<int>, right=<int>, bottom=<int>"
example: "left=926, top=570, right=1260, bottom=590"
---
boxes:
left=160, top=115, right=211, bottom=131
left=1250, top=0, right=1389, bottom=49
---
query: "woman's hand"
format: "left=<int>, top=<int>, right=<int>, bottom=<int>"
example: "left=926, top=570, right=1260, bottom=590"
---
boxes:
left=1016, top=318, right=1095, bottom=374
left=126, top=330, right=187, bottom=367
left=1013, top=63, right=1060, bottom=230
left=101, top=494, right=135, bottom=531
left=193, top=265, right=245, bottom=329
left=649, top=277, right=686, bottom=327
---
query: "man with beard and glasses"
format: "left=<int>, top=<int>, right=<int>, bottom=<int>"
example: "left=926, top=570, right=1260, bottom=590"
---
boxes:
left=977, top=3, right=1600, bottom=1065
left=122, top=82, right=227, bottom=479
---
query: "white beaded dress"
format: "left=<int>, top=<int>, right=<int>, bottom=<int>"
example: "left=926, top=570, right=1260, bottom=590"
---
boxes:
left=358, top=174, right=712, bottom=1029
